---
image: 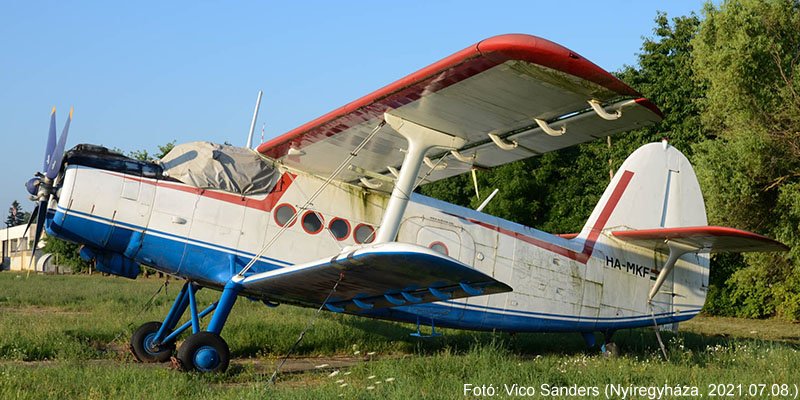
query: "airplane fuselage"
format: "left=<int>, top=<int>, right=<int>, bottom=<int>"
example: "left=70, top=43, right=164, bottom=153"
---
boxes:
left=47, top=153, right=708, bottom=334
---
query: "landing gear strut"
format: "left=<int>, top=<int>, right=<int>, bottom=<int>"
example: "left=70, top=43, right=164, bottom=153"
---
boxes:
left=129, top=279, right=241, bottom=372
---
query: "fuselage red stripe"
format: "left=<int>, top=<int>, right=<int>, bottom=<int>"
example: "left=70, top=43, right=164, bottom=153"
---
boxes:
left=451, top=170, right=634, bottom=264
left=101, top=171, right=295, bottom=213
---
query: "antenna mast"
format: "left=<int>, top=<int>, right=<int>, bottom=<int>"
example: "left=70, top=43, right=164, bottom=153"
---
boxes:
left=246, top=90, right=263, bottom=149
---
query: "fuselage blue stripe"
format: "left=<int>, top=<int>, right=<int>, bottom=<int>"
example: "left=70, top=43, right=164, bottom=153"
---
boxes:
left=56, top=205, right=291, bottom=266
left=444, top=300, right=702, bottom=322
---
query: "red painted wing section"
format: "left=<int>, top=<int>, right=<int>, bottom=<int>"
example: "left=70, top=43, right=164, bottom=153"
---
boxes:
left=612, top=226, right=789, bottom=253
left=258, top=34, right=660, bottom=160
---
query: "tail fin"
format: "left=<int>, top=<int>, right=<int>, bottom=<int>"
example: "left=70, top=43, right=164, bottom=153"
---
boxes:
left=576, top=141, right=786, bottom=319
left=578, top=141, right=707, bottom=239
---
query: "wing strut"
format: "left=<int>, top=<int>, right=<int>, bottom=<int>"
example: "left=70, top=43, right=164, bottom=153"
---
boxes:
left=376, top=112, right=466, bottom=243
left=647, top=241, right=699, bottom=302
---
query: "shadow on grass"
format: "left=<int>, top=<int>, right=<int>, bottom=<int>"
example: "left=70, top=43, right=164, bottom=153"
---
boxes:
left=339, top=315, right=800, bottom=362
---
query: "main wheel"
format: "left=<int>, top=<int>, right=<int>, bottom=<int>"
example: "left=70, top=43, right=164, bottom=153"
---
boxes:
left=177, top=332, right=230, bottom=373
left=130, top=321, right=175, bottom=363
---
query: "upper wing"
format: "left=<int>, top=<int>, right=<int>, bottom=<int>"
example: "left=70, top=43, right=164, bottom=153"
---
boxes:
left=239, top=242, right=512, bottom=312
left=611, top=226, right=789, bottom=253
left=257, top=34, right=662, bottom=191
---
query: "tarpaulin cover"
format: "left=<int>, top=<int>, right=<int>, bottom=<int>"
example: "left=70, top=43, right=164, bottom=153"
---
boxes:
left=160, top=142, right=278, bottom=195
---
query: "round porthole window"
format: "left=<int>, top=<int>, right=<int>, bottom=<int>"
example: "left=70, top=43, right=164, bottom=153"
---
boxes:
left=429, top=241, right=449, bottom=256
left=329, top=218, right=350, bottom=241
left=302, top=211, right=323, bottom=234
left=353, top=224, right=375, bottom=244
left=274, top=204, right=296, bottom=227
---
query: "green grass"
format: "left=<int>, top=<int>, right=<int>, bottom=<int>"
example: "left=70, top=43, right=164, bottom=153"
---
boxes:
left=1, top=273, right=798, bottom=399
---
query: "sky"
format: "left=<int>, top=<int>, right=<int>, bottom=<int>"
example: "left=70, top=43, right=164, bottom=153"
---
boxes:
left=0, top=1, right=707, bottom=215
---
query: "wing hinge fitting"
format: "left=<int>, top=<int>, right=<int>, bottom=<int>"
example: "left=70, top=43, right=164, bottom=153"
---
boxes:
left=588, top=99, right=622, bottom=120
left=359, top=177, right=383, bottom=189
left=401, top=291, right=423, bottom=303
left=450, top=149, right=475, bottom=163
left=534, top=118, right=566, bottom=136
left=459, top=282, right=484, bottom=296
left=324, top=303, right=345, bottom=313
left=647, top=241, right=700, bottom=303
left=352, top=298, right=374, bottom=310
left=488, top=133, right=518, bottom=150
left=429, top=287, right=451, bottom=300
left=384, top=293, right=406, bottom=305
left=423, top=156, right=448, bottom=170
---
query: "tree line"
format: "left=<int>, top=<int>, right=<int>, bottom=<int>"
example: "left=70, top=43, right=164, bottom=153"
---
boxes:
left=422, top=0, right=800, bottom=320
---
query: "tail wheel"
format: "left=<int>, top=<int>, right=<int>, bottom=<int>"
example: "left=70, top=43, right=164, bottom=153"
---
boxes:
left=177, top=332, right=230, bottom=373
left=602, top=342, right=620, bottom=357
left=130, top=321, right=175, bottom=363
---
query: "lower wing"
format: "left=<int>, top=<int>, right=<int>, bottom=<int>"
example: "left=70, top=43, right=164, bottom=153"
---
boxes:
left=239, top=243, right=512, bottom=312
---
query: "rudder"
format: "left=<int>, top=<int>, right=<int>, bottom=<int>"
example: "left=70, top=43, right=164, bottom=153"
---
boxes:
left=578, top=141, right=707, bottom=239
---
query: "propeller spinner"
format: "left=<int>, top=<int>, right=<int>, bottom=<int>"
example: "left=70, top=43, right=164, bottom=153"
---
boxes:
left=22, top=107, right=72, bottom=263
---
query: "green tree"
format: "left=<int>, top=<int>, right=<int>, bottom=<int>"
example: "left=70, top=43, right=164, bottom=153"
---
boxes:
left=128, top=141, right=176, bottom=161
left=6, top=200, right=28, bottom=227
left=421, top=12, right=706, bottom=236
left=691, top=0, right=800, bottom=320
left=41, top=236, right=91, bottom=273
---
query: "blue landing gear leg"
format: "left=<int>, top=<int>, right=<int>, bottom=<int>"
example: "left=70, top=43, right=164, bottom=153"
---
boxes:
left=130, top=279, right=242, bottom=372
left=581, top=332, right=597, bottom=350
left=130, top=281, right=196, bottom=363
left=176, top=279, right=242, bottom=373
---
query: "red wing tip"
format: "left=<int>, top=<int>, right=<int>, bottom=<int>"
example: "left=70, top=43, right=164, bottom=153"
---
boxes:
left=634, top=98, right=664, bottom=119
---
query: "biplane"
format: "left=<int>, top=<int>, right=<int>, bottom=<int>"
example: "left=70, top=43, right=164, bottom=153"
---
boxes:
left=24, top=34, right=787, bottom=372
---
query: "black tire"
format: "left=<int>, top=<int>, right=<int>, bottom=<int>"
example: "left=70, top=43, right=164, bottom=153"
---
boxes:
left=130, top=321, right=175, bottom=363
left=176, top=332, right=230, bottom=373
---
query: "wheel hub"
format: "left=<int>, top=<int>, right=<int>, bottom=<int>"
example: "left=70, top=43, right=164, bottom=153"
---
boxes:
left=194, top=346, right=220, bottom=371
left=144, top=333, right=160, bottom=354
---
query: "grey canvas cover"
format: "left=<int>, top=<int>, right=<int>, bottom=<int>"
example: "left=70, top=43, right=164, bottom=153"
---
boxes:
left=160, top=142, right=278, bottom=195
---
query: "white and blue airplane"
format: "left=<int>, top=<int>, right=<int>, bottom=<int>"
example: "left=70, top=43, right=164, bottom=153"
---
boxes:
left=24, top=34, right=787, bottom=372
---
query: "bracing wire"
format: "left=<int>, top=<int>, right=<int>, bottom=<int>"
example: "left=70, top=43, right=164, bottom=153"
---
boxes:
left=237, top=120, right=386, bottom=278
left=268, top=272, right=344, bottom=385
left=649, top=306, right=670, bottom=360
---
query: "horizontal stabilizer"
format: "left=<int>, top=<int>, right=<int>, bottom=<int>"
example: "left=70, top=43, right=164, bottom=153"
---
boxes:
left=611, top=226, right=788, bottom=253
left=239, top=243, right=512, bottom=312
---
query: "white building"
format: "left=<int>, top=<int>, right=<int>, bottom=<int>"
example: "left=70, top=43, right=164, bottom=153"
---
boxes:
left=0, top=224, right=62, bottom=273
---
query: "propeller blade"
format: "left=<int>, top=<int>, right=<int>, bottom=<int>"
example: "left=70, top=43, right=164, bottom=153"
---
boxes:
left=43, top=107, right=57, bottom=172
left=18, top=203, right=40, bottom=244
left=46, top=107, right=71, bottom=179
left=29, top=200, right=48, bottom=266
